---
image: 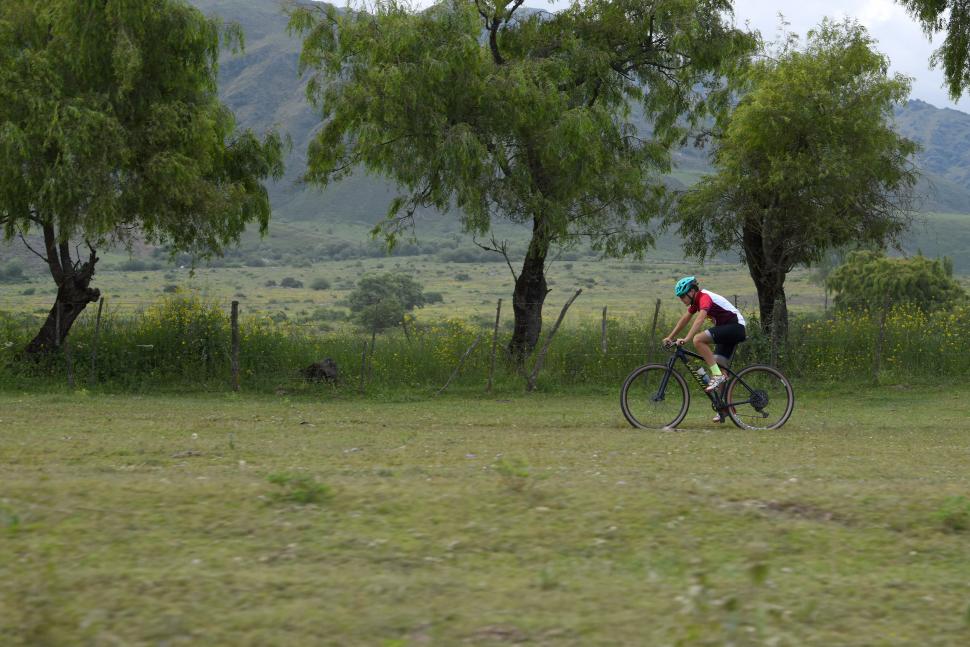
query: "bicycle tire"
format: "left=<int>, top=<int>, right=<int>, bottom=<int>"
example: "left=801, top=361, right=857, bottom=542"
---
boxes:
left=724, top=364, right=795, bottom=430
left=620, top=364, right=690, bottom=429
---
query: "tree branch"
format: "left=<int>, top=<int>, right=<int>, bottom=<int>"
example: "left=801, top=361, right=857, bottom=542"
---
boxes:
left=474, top=234, right=519, bottom=282
left=18, top=230, right=49, bottom=264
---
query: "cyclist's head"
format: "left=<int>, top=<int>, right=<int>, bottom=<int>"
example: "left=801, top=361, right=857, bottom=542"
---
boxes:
left=674, top=276, right=698, bottom=299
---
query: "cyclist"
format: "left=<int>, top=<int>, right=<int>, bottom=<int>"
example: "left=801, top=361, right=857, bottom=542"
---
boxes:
left=662, top=276, right=746, bottom=398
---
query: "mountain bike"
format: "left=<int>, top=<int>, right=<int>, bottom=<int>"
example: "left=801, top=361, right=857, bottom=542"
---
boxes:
left=620, top=343, right=795, bottom=430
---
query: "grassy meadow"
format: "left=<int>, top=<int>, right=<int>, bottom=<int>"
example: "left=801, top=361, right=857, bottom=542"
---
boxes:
left=2, top=388, right=970, bottom=645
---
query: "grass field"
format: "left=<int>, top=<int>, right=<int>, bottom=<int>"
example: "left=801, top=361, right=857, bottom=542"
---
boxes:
left=3, top=388, right=969, bottom=645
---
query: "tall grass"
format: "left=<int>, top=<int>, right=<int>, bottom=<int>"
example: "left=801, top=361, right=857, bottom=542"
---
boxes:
left=0, top=292, right=966, bottom=393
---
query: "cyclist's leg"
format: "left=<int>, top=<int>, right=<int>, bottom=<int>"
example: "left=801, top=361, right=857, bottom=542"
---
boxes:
left=691, top=329, right=717, bottom=367
left=710, top=325, right=746, bottom=420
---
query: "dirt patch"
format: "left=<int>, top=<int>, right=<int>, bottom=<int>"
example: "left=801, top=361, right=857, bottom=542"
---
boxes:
left=725, top=498, right=850, bottom=524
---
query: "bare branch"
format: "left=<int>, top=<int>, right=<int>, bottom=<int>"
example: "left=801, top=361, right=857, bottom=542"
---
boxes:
left=18, top=230, right=49, bottom=264
left=474, top=234, right=518, bottom=282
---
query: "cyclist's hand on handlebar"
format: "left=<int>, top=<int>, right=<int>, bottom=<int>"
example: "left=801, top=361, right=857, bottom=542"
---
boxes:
left=662, top=337, right=674, bottom=349
left=675, top=338, right=688, bottom=346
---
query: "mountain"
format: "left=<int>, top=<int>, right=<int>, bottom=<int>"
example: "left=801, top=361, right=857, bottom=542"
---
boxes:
left=191, top=0, right=970, bottom=223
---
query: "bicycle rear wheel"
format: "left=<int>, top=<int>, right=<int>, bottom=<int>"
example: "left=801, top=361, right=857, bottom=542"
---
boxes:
left=620, top=364, right=690, bottom=429
left=724, top=365, right=794, bottom=430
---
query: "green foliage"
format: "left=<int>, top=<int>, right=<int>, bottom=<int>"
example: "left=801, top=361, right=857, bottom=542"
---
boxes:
left=675, top=19, right=920, bottom=330
left=289, top=0, right=753, bottom=253
left=279, top=277, right=303, bottom=288
left=936, top=496, right=970, bottom=533
left=3, top=293, right=970, bottom=391
left=267, top=472, right=332, bottom=505
left=0, top=0, right=285, bottom=252
left=827, top=250, right=965, bottom=312
left=492, top=457, right=538, bottom=493
left=347, top=273, right=429, bottom=333
left=0, top=505, right=20, bottom=533
left=310, top=277, right=331, bottom=291
left=898, top=1, right=970, bottom=99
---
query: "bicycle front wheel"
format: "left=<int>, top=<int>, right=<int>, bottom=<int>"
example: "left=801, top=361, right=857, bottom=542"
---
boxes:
left=620, top=364, right=690, bottom=429
left=724, top=365, right=794, bottom=430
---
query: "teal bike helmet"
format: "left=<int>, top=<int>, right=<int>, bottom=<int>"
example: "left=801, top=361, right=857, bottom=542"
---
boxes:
left=674, top=276, right=698, bottom=297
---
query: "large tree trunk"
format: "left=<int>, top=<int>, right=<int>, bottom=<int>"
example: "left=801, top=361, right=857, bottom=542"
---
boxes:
left=742, top=219, right=789, bottom=338
left=508, top=218, right=550, bottom=363
left=24, top=224, right=100, bottom=356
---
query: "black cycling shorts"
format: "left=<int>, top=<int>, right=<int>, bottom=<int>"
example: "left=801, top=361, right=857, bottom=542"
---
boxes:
left=709, top=322, right=746, bottom=360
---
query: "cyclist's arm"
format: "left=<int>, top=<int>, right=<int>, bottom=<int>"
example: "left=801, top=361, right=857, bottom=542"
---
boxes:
left=679, top=309, right=708, bottom=344
left=665, top=311, right=693, bottom=342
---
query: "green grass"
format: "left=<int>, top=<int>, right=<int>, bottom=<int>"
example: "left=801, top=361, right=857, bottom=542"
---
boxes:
left=2, top=388, right=969, bottom=645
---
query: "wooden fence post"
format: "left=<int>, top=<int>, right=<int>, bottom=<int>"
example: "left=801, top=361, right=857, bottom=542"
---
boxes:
left=601, top=306, right=608, bottom=354
left=874, top=296, right=890, bottom=377
left=648, top=298, right=662, bottom=362
left=487, top=298, right=502, bottom=393
left=526, top=289, right=582, bottom=392
left=230, top=300, right=240, bottom=392
left=89, top=297, right=104, bottom=387
left=436, top=334, right=484, bottom=397
left=358, top=341, right=368, bottom=394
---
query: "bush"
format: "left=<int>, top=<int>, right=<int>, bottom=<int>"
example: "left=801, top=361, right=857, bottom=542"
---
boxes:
left=828, top=251, right=965, bottom=312
left=0, top=259, right=26, bottom=283
left=280, top=277, right=303, bottom=289
left=310, top=277, right=331, bottom=291
left=21, top=287, right=35, bottom=296
left=265, top=280, right=277, bottom=287
left=455, top=272, right=471, bottom=282
left=162, top=285, right=178, bottom=293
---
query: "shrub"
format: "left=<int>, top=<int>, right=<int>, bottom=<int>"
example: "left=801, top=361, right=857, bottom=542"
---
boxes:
left=162, top=285, right=178, bottom=293
left=937, top=496, right=970, bottom=533
left=310, top=277, right=331, bottom=290
left=0, top=259, right=26, bottom=283
left=21, top=287, right=35, bottom=296
left=267, top=473, right=332, bottom=505
left=265, top=280, right=277, bottom=287
left=455, top=272, right=471, bottom=281
left=280, top=277, right=303, bottom=289
left=828, top=251, right=964, bottom=312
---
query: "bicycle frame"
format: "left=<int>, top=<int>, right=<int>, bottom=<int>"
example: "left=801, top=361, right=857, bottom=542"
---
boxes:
left=655, top=346, right=761, bottom=412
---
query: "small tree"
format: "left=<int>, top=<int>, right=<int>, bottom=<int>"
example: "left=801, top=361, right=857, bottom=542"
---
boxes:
left=0, top=0, right=284, bottom=355
left=675, top=19, right=920, bottom=335
left=347, top=273, right=428, bottom=339
left=827, top=250, right=965, bottom=312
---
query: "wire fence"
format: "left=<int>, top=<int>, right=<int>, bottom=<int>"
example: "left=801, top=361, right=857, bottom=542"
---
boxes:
left=1, top=291, right=966, bottom=394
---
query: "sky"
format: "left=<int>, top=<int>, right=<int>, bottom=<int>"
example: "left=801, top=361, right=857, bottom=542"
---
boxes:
left=396, top=0, right=970, bottom=113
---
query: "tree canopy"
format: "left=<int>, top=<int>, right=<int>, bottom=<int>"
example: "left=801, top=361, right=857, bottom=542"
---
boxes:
left=674, top=19, right=919, bottom=334
left=898, top=0, right=970, bottom=99
left=347, top=273, right=429, bottom=333
left=0, top=0, right=284, bottom=353
left=290, top=0, right=755, bottom=359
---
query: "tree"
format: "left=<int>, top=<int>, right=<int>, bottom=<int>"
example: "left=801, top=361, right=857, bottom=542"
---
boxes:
left=827, top=250, right=965, bottom=312
left=347, top=273, right=429, bottom=336
left=0, top=0, right=284, bottom=355
left=674, top=19, right=920, bottom=336
left=289, top=0, right=754, bottom=361
left=897, top=1, right=970, bottom=99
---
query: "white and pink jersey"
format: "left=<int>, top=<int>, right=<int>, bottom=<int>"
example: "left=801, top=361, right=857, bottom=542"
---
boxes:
left=688, top=290, right=746, bottom=327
